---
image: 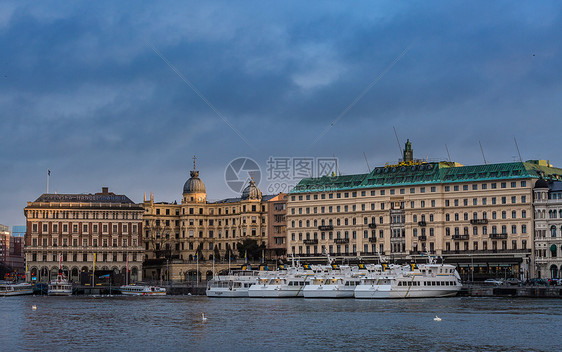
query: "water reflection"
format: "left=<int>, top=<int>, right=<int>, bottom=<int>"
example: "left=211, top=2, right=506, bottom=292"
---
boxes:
left=0, top=296, right=559, bottom=351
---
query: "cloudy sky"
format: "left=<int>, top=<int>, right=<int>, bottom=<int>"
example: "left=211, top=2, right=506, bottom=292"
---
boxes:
left=1, top=1, right=561, bottom=227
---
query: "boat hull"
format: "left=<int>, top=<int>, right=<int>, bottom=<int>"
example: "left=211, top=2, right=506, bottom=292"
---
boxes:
left=355, top=285, right=460, bottom=299
left=206, top=288, right=249, bottom=297
left=248, top=286, right=304, bottom=298
left=303, top=286, right=354, bottom=298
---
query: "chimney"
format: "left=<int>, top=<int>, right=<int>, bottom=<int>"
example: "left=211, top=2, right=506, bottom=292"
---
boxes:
left=102, top=187, right=109, bottom=194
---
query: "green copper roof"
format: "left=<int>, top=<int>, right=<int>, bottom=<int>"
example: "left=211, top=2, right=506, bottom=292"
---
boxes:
left=289, top=161, right=562, bottom=194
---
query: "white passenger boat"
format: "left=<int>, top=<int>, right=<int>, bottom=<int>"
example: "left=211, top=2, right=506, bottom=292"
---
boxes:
left=206, top=272, right=260, bottom=297
left=48, top=271, right=73, bottom=296
left=49, top=257, right=73, bottom=296
left=0, top=282, right=34, bottom=296
left=247, top=265, right=314, bottom=298
left=354, top=260, right=462, bottom=299
left=120, top=284, right=167, bottom=296
left=303, top=266, right=363, bottom=299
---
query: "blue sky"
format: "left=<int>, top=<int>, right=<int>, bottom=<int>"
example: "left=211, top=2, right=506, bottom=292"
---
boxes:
left=1, top=1, right=561, bottom=227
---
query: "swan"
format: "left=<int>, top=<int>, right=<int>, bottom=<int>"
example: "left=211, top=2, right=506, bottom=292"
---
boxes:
left=32, top=305, right=37, bottom=310
left=434, top=315, right=442, bottom=322
left=201, top=313, right=207, bottom=321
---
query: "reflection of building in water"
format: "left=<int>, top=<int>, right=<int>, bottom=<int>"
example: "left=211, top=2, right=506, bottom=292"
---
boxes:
left=533, top=179, right=562, bottom=279
left=24, top=187, right=144, bottom=283
left=142, top=162, right=275, bottom=282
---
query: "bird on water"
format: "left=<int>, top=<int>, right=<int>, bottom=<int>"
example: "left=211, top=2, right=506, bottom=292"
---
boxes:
left=201, top=313, right=207, bottom=321
left=434, top=316, right=442, bottom=322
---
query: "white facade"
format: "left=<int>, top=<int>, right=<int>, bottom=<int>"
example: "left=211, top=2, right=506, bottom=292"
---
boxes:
left=533, top=180, right=562, bottom=279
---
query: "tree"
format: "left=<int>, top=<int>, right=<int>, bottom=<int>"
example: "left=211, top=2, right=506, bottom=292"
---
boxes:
left=236, top=239, right=266, bottom=261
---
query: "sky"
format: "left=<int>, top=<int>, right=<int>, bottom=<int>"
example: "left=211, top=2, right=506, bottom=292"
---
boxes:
left=1, top=1, right=561, bottom=228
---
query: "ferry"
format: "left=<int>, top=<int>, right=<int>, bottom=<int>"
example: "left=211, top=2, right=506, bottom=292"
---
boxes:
left=120, top=284, right=167, bottom=296
left=354, top=261, right=462, bottom=299
left=0, top=282, right=34, bottom=296
left=247, top=265, right=315, bottom=298
left=48, top=275, right=73, bottom=296
left=303, top=266, right=363, bottom=299
left=48, top=257, right=73, bottom=296
left=206, top=271, right=262, bottom=297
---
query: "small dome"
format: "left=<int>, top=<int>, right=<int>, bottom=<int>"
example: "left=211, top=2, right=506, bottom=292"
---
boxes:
left=183, top=170, right=206, bottom=194
left=534, top=178, right=549, bottom=189
left=241, top=179, right=262, bottom=200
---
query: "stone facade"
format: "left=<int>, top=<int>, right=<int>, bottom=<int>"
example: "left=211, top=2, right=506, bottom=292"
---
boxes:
left=24, top=187, right=144, bottom=283
left=533, top=179, right=562, bottom=279
left=286, top=143, right=562, bottom=281
left=266, top=193, right=287, bottom=259
left=142, top=167, right=272, bottom=282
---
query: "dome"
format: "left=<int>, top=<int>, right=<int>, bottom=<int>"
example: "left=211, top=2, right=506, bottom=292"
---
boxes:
left=183, top=170, right=206, bottom=194
left=241, top=179, right=262, bottom=200
left=534, top=177, right=549, bottom=189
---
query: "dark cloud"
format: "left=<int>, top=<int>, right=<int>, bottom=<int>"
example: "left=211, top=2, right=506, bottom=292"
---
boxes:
left=1, top=1, right=562, bottom=226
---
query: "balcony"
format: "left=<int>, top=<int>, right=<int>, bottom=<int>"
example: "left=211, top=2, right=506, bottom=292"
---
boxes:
left=334, top=238, right=349, bottom=244
left=303, top=239, right=318, bottom=245
left=452, top=234, right=470, bottom=240
left=418, top=235, right=427, bottom=241
left=417, top=221, right=427, bottom=227
left=368, top=223, right=377, bottom=229
left=368, top=237, right=377, bottom=243
left=470, top=219, right=488, bottom=225
left=318, top=225, right=334, bottom=231
left=490, top=233, right=508, bottom=239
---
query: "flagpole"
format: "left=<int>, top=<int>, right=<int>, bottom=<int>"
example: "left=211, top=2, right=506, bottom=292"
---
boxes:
left=92, top=253, right=96, bottom=287
left=47, top=169, right=50, bottom=194
left=126, top=252, right=129, bottom=286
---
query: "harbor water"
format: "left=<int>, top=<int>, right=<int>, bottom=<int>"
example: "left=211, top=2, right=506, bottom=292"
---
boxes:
left=1, top=296, right=560, bottom=351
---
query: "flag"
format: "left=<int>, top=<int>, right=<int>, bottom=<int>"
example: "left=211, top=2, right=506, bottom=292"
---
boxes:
left=48, top=169, right=51, bottom=176
left=93, top=253, right=96, bottom=272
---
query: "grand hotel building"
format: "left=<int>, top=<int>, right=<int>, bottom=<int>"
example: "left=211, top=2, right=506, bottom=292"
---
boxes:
left=287, top=141, right=562, bottom=280
left=24, top=188, right=144, bottom=283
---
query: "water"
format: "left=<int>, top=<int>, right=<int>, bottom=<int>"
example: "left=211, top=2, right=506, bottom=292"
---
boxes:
left=1, top=296, right=560, bottom=351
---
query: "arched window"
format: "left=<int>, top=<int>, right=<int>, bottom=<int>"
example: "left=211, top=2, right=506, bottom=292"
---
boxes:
left=551, top=225, right=557, bottom=238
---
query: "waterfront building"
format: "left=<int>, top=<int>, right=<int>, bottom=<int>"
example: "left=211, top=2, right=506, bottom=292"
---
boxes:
left=266, top=193, right=288, bottom=259
left=24, top=187, right=144, bottom=283
left=533, top=178, right=562, bottom=279
left=142, top=164, right=273, bottom=281
left=287, top=141, right=562, bottom=280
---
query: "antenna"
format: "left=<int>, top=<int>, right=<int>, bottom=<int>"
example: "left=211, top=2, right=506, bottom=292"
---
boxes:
left=514, top=137, right=523, bottom=162
left=393, top=126, right=403, bottom=157
left=479, top=141, right=487, bottom=164
left=363, top=152, right=371, bottom=172
left=445, top=144, right=451, bottom=161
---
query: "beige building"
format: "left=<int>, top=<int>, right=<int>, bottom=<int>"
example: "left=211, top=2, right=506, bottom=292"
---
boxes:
left=287, top=141, right=562, bottom=280
left=24, top=187, right=144, bottom=283
left=266, top=193, right=287, bottom=259
left=142, top=166, right=273, bottom=282
left=533, top=178, right=562, bottom=279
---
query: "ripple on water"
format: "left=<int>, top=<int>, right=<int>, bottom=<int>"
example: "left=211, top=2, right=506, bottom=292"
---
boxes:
left=0, top=296, right=560, bottom=352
